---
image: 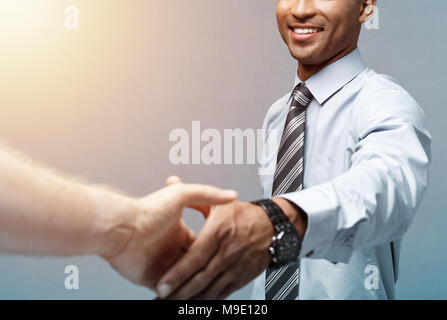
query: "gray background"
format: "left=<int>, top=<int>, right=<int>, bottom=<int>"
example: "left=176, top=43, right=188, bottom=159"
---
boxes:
left=0, top=0, right=445, bottom=299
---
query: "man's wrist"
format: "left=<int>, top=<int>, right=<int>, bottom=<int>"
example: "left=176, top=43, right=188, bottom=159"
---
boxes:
left=271, top=197, right=308, bottom=239
left=89, top=188, right=137, bottom=260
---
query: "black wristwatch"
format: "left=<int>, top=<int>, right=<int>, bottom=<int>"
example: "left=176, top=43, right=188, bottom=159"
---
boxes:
left=251, top=199, right=302, bottom=269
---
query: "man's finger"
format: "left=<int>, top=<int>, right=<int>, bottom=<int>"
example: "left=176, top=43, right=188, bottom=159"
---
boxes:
left=180, top=221, right=197, bottom=252
left=165, top=250, right=226, bottom=300
left=193, top=271, right=236, bottom=300
left=156, top=224, right=220, bottom=299
left=166, top=178, right=236, bottom=217
left=178, top=184, right=237, bottom=208
left=177, top=184, right=236, bottom=218
left=165, top=177, right=212, bottom=216
left=166, top=176, right=182, bottom=186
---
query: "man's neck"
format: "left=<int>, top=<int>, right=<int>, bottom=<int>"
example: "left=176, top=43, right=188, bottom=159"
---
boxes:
left=297, top=46, right=358, bottom=82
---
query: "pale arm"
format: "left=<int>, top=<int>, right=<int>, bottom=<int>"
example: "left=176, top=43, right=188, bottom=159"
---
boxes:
left=0, top=142, right=237, bottom=288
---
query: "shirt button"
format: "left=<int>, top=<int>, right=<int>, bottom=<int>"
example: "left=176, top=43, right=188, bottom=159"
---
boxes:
left=306, top=250, right=314, bottom=258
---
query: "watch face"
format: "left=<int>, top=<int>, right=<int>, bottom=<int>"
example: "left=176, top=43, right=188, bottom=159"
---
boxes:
left=283, top=233, right=300, bottom=248
left=274, top=231, right=301, bottom=264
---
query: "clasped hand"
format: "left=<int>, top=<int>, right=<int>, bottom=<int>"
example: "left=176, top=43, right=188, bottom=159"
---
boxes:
left=105, top=176, right=275, bottom=300
left=155, top=178, right=275, bottom=300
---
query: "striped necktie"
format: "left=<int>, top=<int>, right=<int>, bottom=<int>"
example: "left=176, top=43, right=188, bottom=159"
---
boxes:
left=265, top=82, right=313, bottom=300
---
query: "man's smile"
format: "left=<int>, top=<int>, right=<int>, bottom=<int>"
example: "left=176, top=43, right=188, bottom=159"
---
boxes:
left=288, top=24, right=324, bottom=41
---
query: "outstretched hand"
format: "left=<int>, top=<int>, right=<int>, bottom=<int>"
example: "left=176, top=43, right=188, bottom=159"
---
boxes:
left=106, top=177, right=237, bottom=290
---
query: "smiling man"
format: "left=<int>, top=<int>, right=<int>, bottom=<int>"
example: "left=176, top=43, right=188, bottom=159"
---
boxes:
left=157, top=0, right=432, bottom=300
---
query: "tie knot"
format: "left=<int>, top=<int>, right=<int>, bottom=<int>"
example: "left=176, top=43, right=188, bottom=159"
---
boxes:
left=291, top=83, right=313, bottom=108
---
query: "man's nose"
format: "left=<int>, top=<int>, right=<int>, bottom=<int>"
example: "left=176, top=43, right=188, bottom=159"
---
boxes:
left=290, top=0, right=317, bottom=20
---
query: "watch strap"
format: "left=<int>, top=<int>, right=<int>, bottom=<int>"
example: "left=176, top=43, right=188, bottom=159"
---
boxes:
left=251, top=199, right=289, bottom=233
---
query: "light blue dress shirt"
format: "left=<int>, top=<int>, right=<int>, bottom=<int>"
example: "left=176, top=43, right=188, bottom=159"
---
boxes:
left=251, top=48, right=432, bottom=300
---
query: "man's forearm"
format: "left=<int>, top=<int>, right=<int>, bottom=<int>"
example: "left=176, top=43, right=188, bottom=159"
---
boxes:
left=0, top=144, right=136, bottom=258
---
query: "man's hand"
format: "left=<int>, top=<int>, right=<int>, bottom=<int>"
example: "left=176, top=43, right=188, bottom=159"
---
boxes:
left=155, top=200, right=275, bottom=300
left=104, top=177, right=237, bottom=290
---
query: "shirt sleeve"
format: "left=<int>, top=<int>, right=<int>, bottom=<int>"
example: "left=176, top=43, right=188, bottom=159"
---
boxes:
left=281, top=89, right=432, bottom=263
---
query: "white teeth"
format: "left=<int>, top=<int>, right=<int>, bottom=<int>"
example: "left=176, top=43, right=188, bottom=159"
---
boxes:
left=293, top=28, right=319, bottom=34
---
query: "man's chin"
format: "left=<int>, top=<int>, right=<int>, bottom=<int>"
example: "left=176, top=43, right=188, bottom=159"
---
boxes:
left=289, top=46, right=322, bottom=64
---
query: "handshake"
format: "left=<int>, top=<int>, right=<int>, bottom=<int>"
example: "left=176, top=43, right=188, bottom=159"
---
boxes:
left=105, top=176, right=279, bottom=300
left=0, top=142, right=305, bottom=300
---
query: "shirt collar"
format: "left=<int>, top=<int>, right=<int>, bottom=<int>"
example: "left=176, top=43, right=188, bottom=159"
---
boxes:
left=289, top=48, right=366, bottom=105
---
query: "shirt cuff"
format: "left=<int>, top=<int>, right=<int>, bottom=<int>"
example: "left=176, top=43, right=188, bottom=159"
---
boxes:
left=280, top=188, right=354, bottom=263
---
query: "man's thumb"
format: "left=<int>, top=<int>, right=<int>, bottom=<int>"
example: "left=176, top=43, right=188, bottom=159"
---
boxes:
left=178, top=184, right=237, bottom=207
